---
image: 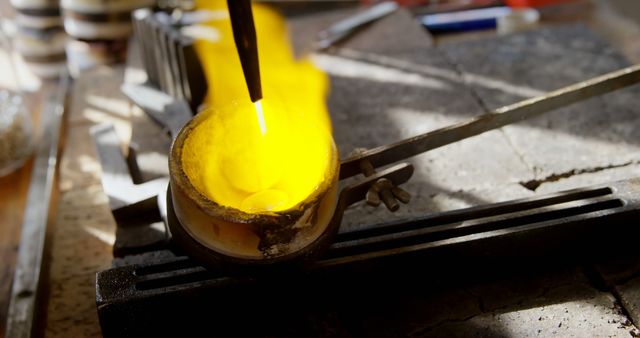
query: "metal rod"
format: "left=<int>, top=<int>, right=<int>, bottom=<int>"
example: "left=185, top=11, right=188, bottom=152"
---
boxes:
left=6, top=74, right=69, bottom=338
left=227, top=0, right=262, bottom=102
left=340, top=64, right=640, bottom=179
left=316, top=1, right=399, bottom=51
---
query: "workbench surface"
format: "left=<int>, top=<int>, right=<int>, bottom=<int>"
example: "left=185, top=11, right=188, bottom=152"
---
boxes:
left=3, top=1, right=640, bottom=337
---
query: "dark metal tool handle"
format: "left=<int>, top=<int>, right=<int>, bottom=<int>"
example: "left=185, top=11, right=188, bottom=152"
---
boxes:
left=6, top=75, right=69, bottom=338
left=227, top=0, right=262, bottom=102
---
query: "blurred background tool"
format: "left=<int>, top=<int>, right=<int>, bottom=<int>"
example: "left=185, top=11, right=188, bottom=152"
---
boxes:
left=62, top=0, right=152, bottom=78
left=504, top=0, right=573, bottom=7
left=316, top=1, right=398, bottom=50
left=121, top=8, right=208, bottom=136
left=421, top=6, right=513, bottom=33
left=227, top=0, right=262, bottom=103
left=9, top=0, right=66, bottom=79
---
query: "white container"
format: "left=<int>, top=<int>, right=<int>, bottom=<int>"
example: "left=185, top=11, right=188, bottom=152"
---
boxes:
left=497, top=8, right=540, bottom=35
left=0, top=92, right=34, bottom=176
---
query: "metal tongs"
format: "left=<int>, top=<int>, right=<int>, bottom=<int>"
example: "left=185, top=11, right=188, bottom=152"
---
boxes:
left=328, top=64, right=640, bottom=228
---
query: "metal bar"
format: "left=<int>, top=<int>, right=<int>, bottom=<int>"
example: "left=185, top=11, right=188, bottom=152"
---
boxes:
left=90, top=123, right=169, bottom=213
left=316, top=1, right=399, bottom=50
left=155, top=18, right=177, bottom=98
left=227, top=0, right=262, bottom=102
left=340, top=64, right=640, bottom=179
left=120, top=83, right=192, bottom=138
left=174, top=34, right=194, bottom=105
left=167, top=30, right=187, bottom=101
left=6, top=76, right=69, bottom=338
left=133, top=9, right=159, bottom=88
left=328, top=195, right=620, bottom=255
left=178, top=38, right=207, bottom=111
left=147, top=15, right=169, bottom=94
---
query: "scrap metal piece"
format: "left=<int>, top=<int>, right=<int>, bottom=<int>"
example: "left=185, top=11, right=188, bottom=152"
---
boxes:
left=91, top=124, right=168, bottom=214
left=121, top=83, right=192, bottom=138
left=129, top=8, right=207, bottom=113
left=90, top=124, right=170, bottom=256
left=6, top=76, right=69, bottom=338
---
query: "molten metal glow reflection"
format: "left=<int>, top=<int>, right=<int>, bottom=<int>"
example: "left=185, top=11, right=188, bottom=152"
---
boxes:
left=254, top=99, right=266, bottom=136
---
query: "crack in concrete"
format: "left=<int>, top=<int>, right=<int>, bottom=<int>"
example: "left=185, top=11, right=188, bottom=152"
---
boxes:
left=519, top=160, right=638, bottom=191
left=438, top=48, right=539, bottom=182
left=332, top=47, right=543, bottom=182
left=408, top=283, right=563, bottom=337
left=438, top=49, right=492, bottom=115
left=498, top=129, right=539, bottom=179
left=409, top=279, right=580, bottom=337
left=408, top=314, right=478, bottom=337
left=584, top=264, right=640, bottom=330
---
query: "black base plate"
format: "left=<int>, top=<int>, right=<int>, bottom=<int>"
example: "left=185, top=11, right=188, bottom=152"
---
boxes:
left=96, top=178, right=640, bottom=337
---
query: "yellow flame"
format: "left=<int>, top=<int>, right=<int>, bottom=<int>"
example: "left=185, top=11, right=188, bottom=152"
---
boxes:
left=254, top=100, right=267, bottom=136
left=181, top=1, right=335, bottom=213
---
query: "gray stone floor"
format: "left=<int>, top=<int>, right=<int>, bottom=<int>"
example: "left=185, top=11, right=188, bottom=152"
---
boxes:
left=287, top=6, right=640, bottom=337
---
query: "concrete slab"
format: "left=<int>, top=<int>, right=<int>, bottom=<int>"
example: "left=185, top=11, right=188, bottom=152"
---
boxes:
left=320, top=22, right=640, bottom=335
left=410, top=271, right=633, bottom=338
left=616, top=277, right=640, bottom=328
left=324, top=71, right=534, bottom=230
left=415, top=292, right=631, bottom=337
left=294, top=10, right=535, bottom=231
left=533, top=158, right=640, bottom=330
left=440, top=24, right=640, bottom=178
left=594, top=259, right=640, bottom=328
left=311, top=267, right=636, bottom=337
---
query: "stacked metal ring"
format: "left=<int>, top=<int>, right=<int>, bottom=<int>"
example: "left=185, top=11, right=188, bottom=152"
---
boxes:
left=11, top=0, right=67, bottom=79
left=61, top=0, right=153, bottom=77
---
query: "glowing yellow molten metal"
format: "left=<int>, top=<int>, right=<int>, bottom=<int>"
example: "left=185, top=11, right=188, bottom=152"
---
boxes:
left=181, top=1, right=335, bottom=213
